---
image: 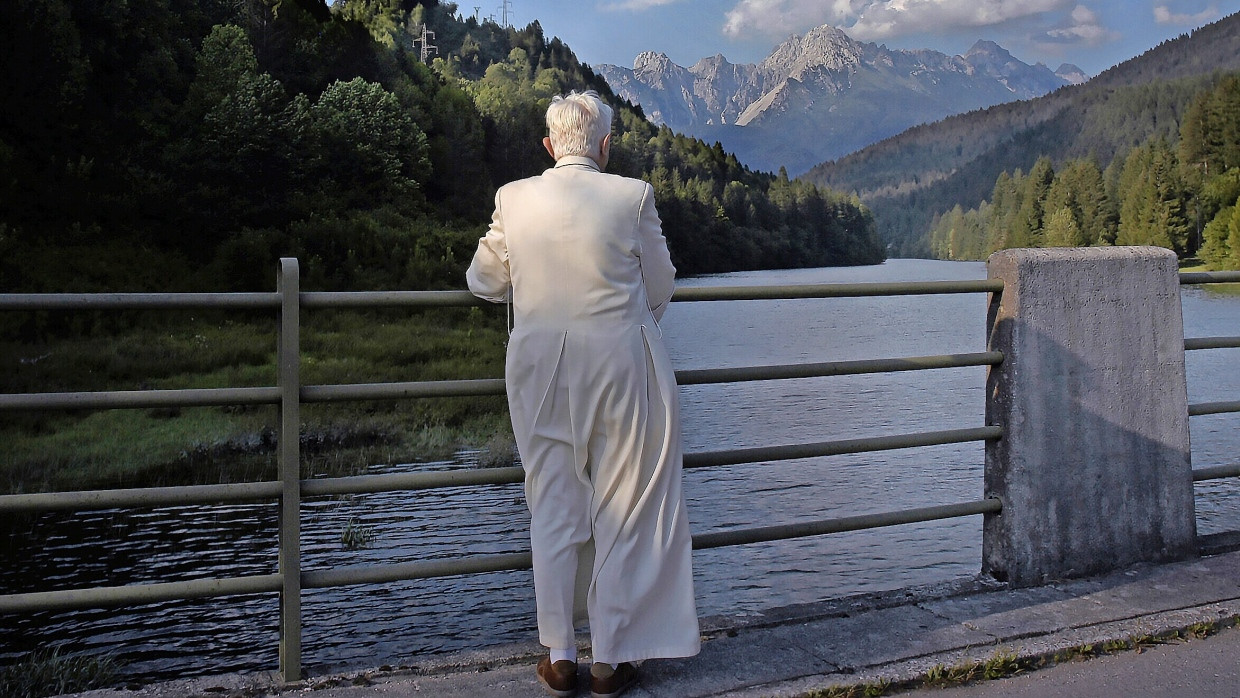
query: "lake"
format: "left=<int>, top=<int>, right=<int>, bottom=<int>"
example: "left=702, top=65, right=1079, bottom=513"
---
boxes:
left=1, top=259, right=1236, bottom=681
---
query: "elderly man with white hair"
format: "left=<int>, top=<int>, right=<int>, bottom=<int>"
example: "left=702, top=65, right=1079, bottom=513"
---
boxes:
left=466, top=90, right=700, bottom=698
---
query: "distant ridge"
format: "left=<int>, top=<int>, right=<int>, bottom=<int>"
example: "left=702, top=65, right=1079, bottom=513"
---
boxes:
left=597, top=25, right=1074, bottom=175
left=801, top=11, right=1240, bottom=256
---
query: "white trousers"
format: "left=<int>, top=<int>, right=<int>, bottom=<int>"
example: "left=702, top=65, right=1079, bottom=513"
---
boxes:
left=510, top=325, right=700, bottom=664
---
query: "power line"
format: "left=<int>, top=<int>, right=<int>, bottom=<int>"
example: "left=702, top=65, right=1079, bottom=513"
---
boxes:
left=412, top=23, right=437, bottom=62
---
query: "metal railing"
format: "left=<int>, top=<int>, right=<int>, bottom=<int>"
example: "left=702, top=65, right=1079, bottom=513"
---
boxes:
left=1182, top=270, right=1240, bottom=484
left=1, top=261, right=1237, bottom=680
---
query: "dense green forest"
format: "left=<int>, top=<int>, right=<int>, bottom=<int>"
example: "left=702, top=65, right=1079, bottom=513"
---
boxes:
left=803, top=11, right=1240, bottom=260
left=926, top=75, right=1240, bottom=264
left=0, top=0, right=884, bottom=303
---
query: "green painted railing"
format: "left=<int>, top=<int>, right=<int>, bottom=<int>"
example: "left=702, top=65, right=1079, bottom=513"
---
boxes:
left=1, top=261, right=1237, bottom=681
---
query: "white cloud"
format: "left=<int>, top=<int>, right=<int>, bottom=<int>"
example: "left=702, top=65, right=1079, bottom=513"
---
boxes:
left=1046, top=5, right=1119, bottom=44
left=599, top=0, right=683, bottom=11
left=722, top=0, right=854, bottom=38
left=722, top=0, right=1075, bottom=41
left=1153, top=4, right=1219, bottom=25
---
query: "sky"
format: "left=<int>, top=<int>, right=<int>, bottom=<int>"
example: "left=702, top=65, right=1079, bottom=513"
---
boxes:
left=474, top=0, right=1240, bottom=78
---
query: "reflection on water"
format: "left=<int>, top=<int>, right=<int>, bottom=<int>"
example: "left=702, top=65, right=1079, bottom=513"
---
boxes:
left=1, top=260, right=1236, bottom=681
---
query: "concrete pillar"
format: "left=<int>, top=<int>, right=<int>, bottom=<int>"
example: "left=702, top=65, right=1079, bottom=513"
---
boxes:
left=983, top=246, right=1197, bottom=587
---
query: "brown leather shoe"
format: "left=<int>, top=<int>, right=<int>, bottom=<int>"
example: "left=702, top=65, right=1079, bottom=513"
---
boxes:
left=536, top=656, right=578, bottom=698
left=590, top=661, right=638, bottom=698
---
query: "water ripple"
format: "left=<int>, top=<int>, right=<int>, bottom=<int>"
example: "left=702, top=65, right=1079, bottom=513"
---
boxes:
left=2, top=261, right=1235, bottom=682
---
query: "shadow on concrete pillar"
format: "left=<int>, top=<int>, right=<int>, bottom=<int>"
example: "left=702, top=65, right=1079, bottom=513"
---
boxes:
left=983, top=246, right=1197, bottom=587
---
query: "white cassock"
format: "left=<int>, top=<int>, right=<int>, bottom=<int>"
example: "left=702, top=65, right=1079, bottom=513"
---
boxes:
left=466, top=156, right=700, bottom=664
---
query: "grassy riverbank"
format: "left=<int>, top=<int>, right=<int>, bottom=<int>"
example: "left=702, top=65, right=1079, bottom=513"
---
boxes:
left=0, top=308, right=513, bottom=494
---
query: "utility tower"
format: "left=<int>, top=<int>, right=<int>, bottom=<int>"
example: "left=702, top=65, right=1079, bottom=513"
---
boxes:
left=499, top=0, right=512, bottom=28
left=412, top=23, right=438, bottom=62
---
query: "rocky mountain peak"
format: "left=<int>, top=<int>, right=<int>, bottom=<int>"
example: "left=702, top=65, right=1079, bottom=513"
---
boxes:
left=633, top=51, right=675, bottom=74
left=762, top=24, right=862, bottom=78
left=598, top=22, right=1080, bottom=173
left=965, top=40, right=1011, bottom=58
left=629, top=51, right=693, bottom=92
left=961, top=39, right=1069, bottom=98
left=963, top=40, right=1021, bottom=75
left=691, top=53, right=734, bottom=72
left=1055, top=63, right=1090, bottom=85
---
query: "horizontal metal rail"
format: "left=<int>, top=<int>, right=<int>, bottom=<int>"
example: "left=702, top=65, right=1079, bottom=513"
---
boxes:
left=302, top=379, right=505, bottom=402
left=0, top=270, right=1227, bottom=312
left=1185, top=336, right=1240, bottom=351
left=0, top=386, right=280, bottom=412
left=676, top=352, right=1002, bottom=384
left=691, top=498, right=1003, bottom=550
left=683, top=426, right=1002, bottom=469
left=303, top=352, right=1004, bottom=403
left=1179, top=271, right=1240, bottom=284
left=0, top=292, right=279, bottom=310
left=0, top=574, right=283, bottom=614
left=304, top=552, right=532, bottom=589
left=0, top=352, right=1003, bottom=411
left=302, top=498, right=1002, bottom=590
left=301, top=290, right=484, bottom=309
left=301, top=468, right=523, bottom=497
left=1189, top=400, right=1240, bottom=416
left=304, top=427, right=1003, bottom=497
left=672, top=279, right=1005, bottom=301
left=0, top=480, right=1007, bottom=612
left=0, top=280, right=1007, bottom=314
left=0, top=481, right=283, bottom=514
left=0, top=426, right=1004, bottom=512
left=299, top=280, right=1011, bottom=309
left=1194, top=463, right=1240, bottom=482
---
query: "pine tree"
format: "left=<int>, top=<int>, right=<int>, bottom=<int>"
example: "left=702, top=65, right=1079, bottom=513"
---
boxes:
left=1044, top=206, right=1084, bottom=247
left=1117, top=137, right=1191, bottom=254
left=1199, top=203, right=1234, bottom=267
left=1012, top=158, right=1054, bottom=248
left=1229, top=203, right=1240, bottom=269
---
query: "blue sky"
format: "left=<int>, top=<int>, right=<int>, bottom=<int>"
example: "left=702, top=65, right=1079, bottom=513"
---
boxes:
left=475, top=0, right=1239, bottom=78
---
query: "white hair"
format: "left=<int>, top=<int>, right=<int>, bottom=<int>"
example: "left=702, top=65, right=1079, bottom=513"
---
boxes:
left=545, top=90, right=613, bottom=160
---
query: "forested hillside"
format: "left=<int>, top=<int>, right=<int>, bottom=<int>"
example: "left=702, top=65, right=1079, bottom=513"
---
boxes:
left=925, top=75, right=1240, bottom=265
left=803, top=11, right=1240, bottom=259
left=0, top=0, right=884, bottom=301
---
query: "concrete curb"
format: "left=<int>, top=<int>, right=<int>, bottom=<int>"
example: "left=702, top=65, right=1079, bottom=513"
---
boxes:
left=727, top=605, right=1240, bottom=697
left=60, top=547, right=1240, bottom=698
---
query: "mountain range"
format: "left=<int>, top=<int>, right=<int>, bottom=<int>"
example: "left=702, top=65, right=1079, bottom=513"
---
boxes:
left=802, top=10, right=1240, bottom=256
left=597, top=24, right=1086, bottom=175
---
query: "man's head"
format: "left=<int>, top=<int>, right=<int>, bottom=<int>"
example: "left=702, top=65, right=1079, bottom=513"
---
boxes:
left=543, top=90, right=613, bottom=168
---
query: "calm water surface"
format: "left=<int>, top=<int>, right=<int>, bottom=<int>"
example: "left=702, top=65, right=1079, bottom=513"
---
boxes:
left=2, top=259, right=1236, bottom=681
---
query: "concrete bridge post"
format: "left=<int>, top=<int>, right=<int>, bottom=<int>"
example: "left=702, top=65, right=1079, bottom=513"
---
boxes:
left=983, top=246, right=1197, bottom=587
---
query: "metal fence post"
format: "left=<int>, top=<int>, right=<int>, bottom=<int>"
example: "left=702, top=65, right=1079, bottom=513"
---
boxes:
left=277, top=258, right=302, bottom=682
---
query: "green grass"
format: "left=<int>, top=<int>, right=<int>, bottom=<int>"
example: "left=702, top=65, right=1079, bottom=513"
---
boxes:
left=0, top=648, right=122, bottom=698
left=0, top=308, right=514, bottom=494
left=800, top=649, right=1040, bottom=697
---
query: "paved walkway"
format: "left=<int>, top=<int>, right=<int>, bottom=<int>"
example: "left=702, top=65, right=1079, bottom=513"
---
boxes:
left=896, top=623, right=1240, bottom=697
left=68, top=546, right=1240, bottom=698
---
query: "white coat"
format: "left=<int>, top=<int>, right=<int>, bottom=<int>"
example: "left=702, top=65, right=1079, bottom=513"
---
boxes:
left=466, top=156, right=700, bottom=664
